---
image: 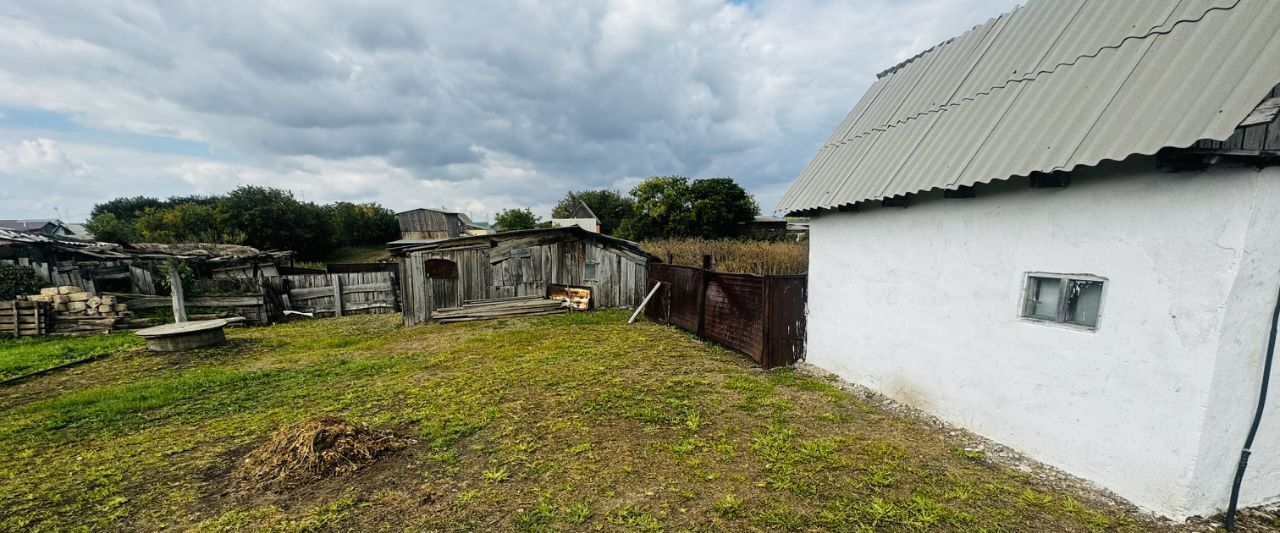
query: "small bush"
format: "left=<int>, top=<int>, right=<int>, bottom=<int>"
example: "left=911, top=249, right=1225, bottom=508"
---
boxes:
left=0, top=263, right=45, bottom=300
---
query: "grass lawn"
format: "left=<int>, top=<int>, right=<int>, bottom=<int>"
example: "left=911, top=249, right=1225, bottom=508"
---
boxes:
left=0, top=311, right=1211, bottom=531
left=295, top=245, right=391, bottom=270
left=0, top=333, right=142, bottom=381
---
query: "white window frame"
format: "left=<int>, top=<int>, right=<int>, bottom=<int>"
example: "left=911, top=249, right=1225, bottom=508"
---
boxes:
left=584, top=261, right=600, bottom=281
left=1019, top=272, right=1107, bottom=331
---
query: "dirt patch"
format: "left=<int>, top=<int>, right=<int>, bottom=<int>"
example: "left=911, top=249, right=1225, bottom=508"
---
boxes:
left=232, top=416, right=410, bottom=493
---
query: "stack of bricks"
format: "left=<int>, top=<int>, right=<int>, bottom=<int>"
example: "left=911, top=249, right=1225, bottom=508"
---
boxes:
left=27, top=286, right=130, bottom=318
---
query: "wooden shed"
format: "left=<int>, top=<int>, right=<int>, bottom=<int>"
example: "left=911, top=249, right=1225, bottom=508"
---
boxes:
left=392, top=226, right=654, bottom=325
left=395, top=208, right=489, bottom=241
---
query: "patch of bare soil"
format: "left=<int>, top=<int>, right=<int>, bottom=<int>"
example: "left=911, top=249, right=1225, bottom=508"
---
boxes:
left=232, top=416, right=410, bottom=493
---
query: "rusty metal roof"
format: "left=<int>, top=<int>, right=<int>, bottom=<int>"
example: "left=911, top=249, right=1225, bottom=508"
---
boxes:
left=777, top=0, right=1280, bottom=213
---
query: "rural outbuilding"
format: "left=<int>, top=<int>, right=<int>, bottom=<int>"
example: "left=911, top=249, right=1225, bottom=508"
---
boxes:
left=392, top=226, right=653, bottom=325
left=393, top=208, right=491, bottom=242
left=777, top=0, right=1280, bottom=521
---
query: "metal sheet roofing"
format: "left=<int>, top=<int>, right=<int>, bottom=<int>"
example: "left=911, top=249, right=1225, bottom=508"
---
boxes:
left=777, top=0, right=1280, bottom=213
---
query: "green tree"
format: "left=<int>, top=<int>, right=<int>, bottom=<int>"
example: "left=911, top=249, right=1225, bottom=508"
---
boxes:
left=217, top=186, right=333, bottom=259
left=84, top=212, right=138, bottom=243
left=90, top=196, right=165, bottom=222
left=494, top=208, right=540, bottom=232
left=135, top=203, right=239, bottom=244
left=328, top=202, right=400, bottom=247
left=551, top=189, right=634, bottom=235
left=689, top=178, right=759, bottom=239
left=616, top=176, right=758, bottom=240
left=617, top=176, right=695, bottom=240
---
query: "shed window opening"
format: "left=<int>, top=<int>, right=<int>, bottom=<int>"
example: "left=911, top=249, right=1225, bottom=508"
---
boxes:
left=584, top=261, right=599, bottom=281
left=1022, top=274, right=1105, bottom=328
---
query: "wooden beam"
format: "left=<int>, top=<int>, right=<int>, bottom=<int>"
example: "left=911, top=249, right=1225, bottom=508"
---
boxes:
left=331, top=274, right=343, bottom=317
left=629, top=282, right=662, bottom=324
left=169, top=267, right=187, bottom=323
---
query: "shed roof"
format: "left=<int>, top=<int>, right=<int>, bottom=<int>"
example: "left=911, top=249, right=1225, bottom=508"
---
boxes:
left=0, top=219, right=59, bottom=232
left=0, top=229, right=291, bottom=263
left=389, top=225, right=654, bottom=260
left=777, top=0, right=1280, bottom=213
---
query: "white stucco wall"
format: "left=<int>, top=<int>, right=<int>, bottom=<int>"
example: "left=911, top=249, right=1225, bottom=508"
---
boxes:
left=806, top=156, right=1280, bottom=519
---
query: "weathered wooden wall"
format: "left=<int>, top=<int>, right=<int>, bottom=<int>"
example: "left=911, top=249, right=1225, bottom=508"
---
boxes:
left=400, top=236, right=648, bottom=325
left=279, top=271, right=399, bottom=317
left=397, top=209, right=465, bottom=240
left=1, top=257, right=156, bottom=295
left=114, top=271, right=399, bottom=324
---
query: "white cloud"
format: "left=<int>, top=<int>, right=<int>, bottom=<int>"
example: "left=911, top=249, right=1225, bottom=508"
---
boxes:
left=0, top=138, right=84, bottom=175
left=0, top=0, right=1023, bottom=220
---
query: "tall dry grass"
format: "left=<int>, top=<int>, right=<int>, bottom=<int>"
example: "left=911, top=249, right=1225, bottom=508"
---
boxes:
left=641, top=238, right=808, bottom=275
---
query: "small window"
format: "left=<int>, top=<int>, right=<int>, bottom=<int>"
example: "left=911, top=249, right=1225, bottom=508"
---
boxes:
left=1021, top=273, right=1105, bottom=329
left=584, top=261, right=599, bottom=281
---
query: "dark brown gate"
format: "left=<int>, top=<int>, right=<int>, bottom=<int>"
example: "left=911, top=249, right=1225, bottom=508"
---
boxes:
left=645, top=263, right=806, bottom=368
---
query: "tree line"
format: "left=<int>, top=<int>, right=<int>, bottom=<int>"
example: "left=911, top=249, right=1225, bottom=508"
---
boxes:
left=85, top=186, right=398, bottom=259
left=494, top=175, right=759, bottom=240
left=82, top=175, right=760, bottom=260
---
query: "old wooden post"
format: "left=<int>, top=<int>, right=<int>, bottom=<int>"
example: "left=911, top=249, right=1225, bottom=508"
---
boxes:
left=330, top=274, right=344, bottom=317
left=169, top=266, right=187, bottom=323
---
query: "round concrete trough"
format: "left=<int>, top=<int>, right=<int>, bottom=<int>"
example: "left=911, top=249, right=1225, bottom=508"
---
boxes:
left=135, top=319, right=229, bottom=352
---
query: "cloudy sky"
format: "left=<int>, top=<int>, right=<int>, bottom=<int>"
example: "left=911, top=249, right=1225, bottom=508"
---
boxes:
left=0, top=0, right=1020, bottom=223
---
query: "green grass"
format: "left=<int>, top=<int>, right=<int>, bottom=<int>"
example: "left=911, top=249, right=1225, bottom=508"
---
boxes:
left=0, top=333, right=142, bottom=381
left=0, top=311, right=1183, bottom=531
left=295, top=245, right=390, bottom=270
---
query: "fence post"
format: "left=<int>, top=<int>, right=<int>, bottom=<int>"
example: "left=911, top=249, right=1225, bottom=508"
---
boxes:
left=169, top=266, right=187, bottom=323
left=696, top=254, right=712, bottom=337
left=761, top=276, right=773, bottom=369
left=331, top=274, right=344, bottom=317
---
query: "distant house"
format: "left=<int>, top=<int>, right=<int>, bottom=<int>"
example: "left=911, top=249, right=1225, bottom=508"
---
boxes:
left=0, top=219, right=92, bottom=240
left=777, top=0, right=1280, bottom=521
left=746, top=215, right=787, bottom=233
left=393, top=208, right=492, bottom=243
left=392, top=226, right=653, bottom=325
left=550, top=200, right=601, bottom=233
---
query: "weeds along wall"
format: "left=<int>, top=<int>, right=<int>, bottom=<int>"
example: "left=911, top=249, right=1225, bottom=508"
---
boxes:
left=805, top=155, right=1280, bottom=519
left=640, top=238, right=808, bottom=275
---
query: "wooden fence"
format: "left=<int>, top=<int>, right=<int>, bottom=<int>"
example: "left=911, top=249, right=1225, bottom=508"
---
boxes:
left=274, top=271, right=399, bottom=317
left=0, top=300, right=51, bottom=337
left=113, top=271, right=399, bottom=323
left=645, top=262, right=806, bottom=368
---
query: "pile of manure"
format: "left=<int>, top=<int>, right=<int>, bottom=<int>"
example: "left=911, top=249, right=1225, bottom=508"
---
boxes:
left=234, top=416, right=408, bottom=491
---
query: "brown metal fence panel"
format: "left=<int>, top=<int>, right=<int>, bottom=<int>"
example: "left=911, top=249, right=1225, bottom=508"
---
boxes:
left=666, top=266, right=702, bottom=332
left=644, top=263, right=805, bottom=369
left=645, top=264, right=671, bottom=323
left=764, top=276, right=807, bottom=368
left=703, top=273, right=765, bottom=364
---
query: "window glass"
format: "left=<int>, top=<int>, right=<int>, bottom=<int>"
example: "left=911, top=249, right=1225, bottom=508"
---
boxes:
left=1026, top=276, right=1061, bottom=320
left=1066, top=280, right=1104, bottom=327
left=584, top=262, right=599, bottom=281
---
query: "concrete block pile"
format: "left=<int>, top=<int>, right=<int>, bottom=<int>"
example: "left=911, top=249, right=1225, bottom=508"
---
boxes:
left=27, top=286, right=131, bottom=318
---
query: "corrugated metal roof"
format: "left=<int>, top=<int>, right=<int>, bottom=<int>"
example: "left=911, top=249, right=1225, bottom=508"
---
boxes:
left=777, top=0, right=1280, bottom=213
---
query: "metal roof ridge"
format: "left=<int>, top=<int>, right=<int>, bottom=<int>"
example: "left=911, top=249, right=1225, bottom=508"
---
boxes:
left=821, top=0, right=1243, bottom=151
